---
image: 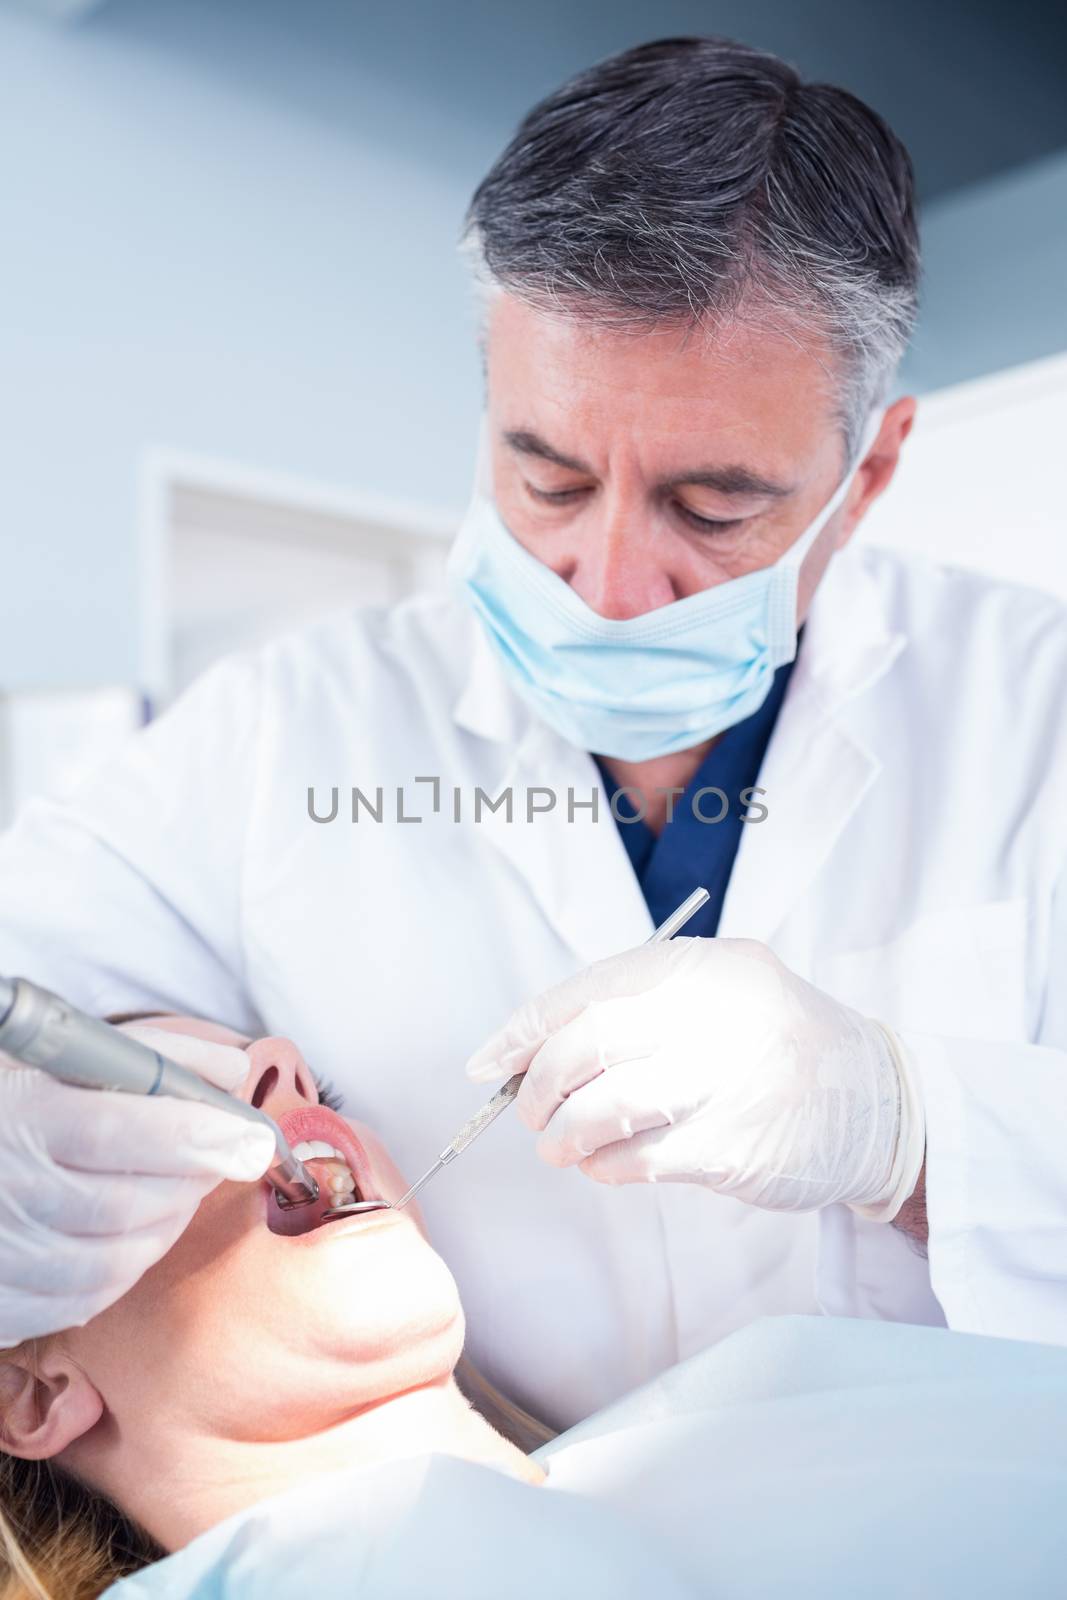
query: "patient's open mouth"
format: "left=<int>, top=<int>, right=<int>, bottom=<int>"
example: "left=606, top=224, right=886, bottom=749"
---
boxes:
left=291, top=1140, right=362, bottom=1209
left=266, top=1107, right=385, bottom=1237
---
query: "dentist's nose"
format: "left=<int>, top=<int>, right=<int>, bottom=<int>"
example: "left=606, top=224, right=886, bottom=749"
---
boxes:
left=565, top=510, right=676, bottom=620
left=240, top=1037, right=319, bottom=1113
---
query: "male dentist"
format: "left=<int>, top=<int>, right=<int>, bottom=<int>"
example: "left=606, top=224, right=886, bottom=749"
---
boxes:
left=2, top=37, right=1066, bottom=1428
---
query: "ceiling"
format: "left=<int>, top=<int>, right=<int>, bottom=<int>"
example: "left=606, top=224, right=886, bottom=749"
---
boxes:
left=7, top=0, right=1067, bottom=201
left=6, top=0, right=107, bottom=17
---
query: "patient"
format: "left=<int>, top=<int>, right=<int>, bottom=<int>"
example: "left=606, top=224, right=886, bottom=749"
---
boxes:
left=4, top=1019, right=1067, bottom=1600
left=0, top=1018, right=547, bottom=1598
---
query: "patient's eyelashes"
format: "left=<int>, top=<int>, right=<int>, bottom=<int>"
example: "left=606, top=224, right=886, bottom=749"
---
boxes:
left=314, top=1076, right=344, bottom=1113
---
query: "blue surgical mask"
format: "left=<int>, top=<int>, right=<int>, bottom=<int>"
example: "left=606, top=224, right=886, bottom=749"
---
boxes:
left=448, top=422, right=876, bottom=761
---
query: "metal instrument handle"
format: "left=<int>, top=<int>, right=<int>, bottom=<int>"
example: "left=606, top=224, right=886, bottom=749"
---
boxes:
left=427, top=885, right=713, bottom=1174
left=0, top=975, right=318, bottom=1205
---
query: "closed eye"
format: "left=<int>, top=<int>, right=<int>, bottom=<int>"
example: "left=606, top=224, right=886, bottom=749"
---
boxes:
left=673, top=501, right=745, bottom=534
left=314, top=1075, right=345, bottom=1112
left=525, top=483, right=590, bottom=505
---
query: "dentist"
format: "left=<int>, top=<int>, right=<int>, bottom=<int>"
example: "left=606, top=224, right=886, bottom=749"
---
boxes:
left=2, top=37, right=1066, bottom=1425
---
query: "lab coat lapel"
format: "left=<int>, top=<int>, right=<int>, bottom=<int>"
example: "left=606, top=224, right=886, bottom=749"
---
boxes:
left=718, top=550, right=907, bottom=944
left=454, top=627, right=654, bottom=965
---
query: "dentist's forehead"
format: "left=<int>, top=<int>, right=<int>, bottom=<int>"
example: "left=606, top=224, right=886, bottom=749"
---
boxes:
left=484, top=293, right=843, bottom=464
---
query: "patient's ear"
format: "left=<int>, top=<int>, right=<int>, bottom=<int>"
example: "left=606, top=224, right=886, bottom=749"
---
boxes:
left=0, top=1350, right=103, bottom=1460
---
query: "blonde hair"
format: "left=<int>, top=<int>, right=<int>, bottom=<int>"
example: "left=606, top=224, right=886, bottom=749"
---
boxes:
left=1, top=1341, right=549, bottom=1599
left=455, top=1356, right=555, bottom=1454
left=0, top=1338, right=163, bottom=1600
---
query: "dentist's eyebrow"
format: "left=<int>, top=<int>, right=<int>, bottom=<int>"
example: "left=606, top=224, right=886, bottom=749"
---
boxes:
left=505, top=429, right=793, bottom=500
left=504, top=429, right=592, bottom=474
left=664, top=465, right=795, bottom=498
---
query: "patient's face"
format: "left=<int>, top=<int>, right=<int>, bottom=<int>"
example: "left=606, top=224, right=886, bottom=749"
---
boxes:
left=60, top=1019, right=464, bottom=1444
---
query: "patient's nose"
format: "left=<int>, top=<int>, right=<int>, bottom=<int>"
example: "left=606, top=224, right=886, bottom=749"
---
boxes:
left=239, top=1037, right=318, bottom=1115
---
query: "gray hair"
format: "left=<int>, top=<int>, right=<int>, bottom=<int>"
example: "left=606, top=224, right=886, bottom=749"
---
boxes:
left=463, top=37, right=920, bottom=457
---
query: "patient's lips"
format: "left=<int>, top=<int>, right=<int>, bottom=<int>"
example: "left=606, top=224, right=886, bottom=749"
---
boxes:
left=266, top=1107, right=385, bottom=1238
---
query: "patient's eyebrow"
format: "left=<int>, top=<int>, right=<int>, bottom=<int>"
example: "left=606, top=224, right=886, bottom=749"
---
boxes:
left=105, top=1009, right=176, bottom=1025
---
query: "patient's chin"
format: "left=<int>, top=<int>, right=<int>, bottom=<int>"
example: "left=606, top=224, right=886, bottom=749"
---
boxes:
left=270, top=1219, right=466, bottom=1369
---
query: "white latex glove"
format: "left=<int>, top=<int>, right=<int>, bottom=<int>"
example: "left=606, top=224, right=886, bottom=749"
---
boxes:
left=467, top=939, right=925, bottom=1219
left=0, top=1023, right=275, bottom=1346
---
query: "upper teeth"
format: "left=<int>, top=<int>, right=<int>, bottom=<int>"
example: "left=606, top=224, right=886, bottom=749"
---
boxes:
left=287, top=1140, right=359, bottom=1207
left=291, top=1141, right=346, bottom=1161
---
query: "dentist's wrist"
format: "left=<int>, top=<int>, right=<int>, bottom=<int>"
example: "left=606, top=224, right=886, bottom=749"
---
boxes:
left=892, top=1159, right=928, bottom=1249
left=848, top=1021, right=927, bottom=1224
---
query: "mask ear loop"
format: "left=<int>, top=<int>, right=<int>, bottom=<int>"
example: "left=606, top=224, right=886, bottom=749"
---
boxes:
left=763, top=408, right=886, bottom=660
left=470, top=414, right=493, bottom=504
left=447, top=416, right=495, bottom=585
left=852, top=408, right=884, bottom=467
left=781, top=409, right=886, bottom=573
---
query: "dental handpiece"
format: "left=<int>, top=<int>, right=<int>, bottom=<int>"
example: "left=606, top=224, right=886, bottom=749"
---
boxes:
left=329, top=885, right=712, bottom=1219
left=0, top=975, right=319, bottom=1207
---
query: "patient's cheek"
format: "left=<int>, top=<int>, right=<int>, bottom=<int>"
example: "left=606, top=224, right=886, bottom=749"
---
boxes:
left=350, top=1122, right=411, bottom=1202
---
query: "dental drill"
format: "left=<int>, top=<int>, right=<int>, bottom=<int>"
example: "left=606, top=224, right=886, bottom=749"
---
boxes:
left=328, top=885, right=712, bottom=1220
left=0, top=975, right=320, bottom=1208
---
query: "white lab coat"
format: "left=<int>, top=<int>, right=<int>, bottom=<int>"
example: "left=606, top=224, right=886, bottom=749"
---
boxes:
left=1, top=543, right=1065, bottom=1425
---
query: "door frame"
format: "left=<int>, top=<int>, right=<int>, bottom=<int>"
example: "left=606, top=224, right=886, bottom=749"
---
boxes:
left=137, top=448, right=457, bottom=702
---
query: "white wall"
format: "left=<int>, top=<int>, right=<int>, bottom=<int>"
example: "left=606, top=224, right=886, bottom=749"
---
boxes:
left=862, top=351, right=1067, bottom=599
left=905, top=150, right=1067, bottom=395
left=162, top=463, right=450, bottom=699
left=0, top=5, right=485, bottom=692
left=0, top=1, right=1064, bottom=699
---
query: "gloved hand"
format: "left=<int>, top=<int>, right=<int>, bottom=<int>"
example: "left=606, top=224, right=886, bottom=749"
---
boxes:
left=467, top=938, right=925, bottom=1219
left=0, top=1024, right=275, bottom=1346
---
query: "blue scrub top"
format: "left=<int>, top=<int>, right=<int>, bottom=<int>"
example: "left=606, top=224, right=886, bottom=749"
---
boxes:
left=596, top=654, right=797, bottom=939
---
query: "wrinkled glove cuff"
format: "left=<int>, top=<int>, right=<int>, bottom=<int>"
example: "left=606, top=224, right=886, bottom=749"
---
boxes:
left=848, top=1021, right=926, bottom=1224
